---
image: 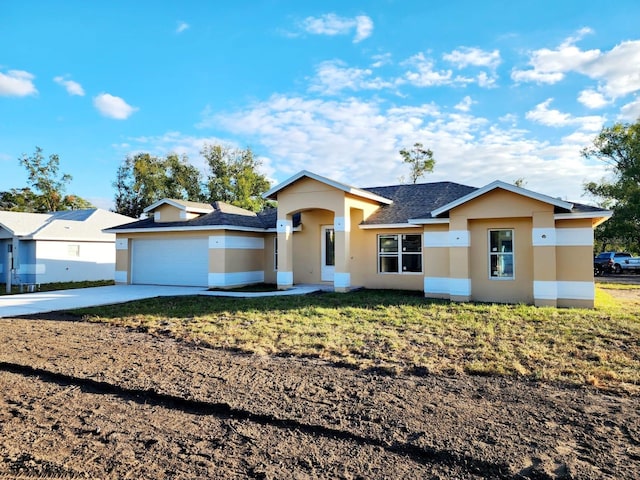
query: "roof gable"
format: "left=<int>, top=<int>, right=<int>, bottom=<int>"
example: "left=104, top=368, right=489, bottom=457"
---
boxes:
left=263, top=170, right=393, bottom=205
left=429, top=180, right=574, bottom=218
left=143, top=198, right=214, bottom=214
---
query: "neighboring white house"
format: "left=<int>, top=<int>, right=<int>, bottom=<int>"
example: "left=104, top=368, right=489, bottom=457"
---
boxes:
left=0, top=209, right=134, bottom=286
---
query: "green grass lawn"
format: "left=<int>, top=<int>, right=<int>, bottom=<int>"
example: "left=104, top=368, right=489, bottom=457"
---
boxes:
left=75, top=287, right=640, bottom=393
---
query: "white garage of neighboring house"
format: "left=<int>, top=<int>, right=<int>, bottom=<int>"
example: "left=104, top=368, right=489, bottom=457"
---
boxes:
left=0, top=209, right=135, bottom=288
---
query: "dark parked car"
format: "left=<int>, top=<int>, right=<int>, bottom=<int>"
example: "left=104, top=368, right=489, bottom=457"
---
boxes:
left=594, top=252, right=632, bottom=276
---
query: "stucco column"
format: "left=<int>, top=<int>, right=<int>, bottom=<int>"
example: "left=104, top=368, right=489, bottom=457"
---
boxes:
left=333, top=213, right=351, bottom=292
left=277, top=215, right=294, bottom=289
left=449, top=216, right=471, bottom=302
left=532, top=211, right=557, bottom=307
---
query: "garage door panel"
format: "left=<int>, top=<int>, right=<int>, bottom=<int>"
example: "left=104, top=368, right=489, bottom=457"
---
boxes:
left=132, top=237, right=209, bottom=286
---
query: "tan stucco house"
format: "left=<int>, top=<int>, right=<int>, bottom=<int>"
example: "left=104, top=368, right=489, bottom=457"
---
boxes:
left=105, top=171, right=611, bottom=308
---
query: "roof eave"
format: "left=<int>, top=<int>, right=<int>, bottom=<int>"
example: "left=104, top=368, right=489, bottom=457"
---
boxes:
left=358, top=223, right=422, bottom=229
left=104, top=225, right=269, bottom=234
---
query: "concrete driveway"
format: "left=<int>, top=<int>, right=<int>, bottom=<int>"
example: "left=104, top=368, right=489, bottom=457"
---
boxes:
left=0, top=284, right=330, bottom=318
left=0, top=285, right=205, bottom=318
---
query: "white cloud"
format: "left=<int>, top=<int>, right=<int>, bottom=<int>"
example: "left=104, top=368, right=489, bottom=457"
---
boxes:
left=371, top=53, right=392, bottom=68
left=300, top=13, right=374, bottom=43
left=354, top=15, right=374, bottom=43
left=577, top=89, right=610, bottom=109
left=53, top=75, right=85, bottom=96
left=176, top=21, right=190, bottom=34
left=211, top=94, right=606, bottom=202
left=454, top=96, right=475, bottom=112
left=511, top=69, right=564, bottom=84
left=443, top=47, right=501, bottom=69
left=619, top=97, right=640, bottom=121
left=0, top=69, right=37, bottom=96
left=308, top=60, right=393, bottom=95
left=525, top=98, right=604, bottom=131
left=512, top=30, right=640, bottom=100
left=403, top=53, right=454, bottom=87
left=93, top=93, right=138, bottom=120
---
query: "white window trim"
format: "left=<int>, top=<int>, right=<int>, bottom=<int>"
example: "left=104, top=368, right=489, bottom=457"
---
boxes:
left=488, top=229, right=514, bottom=280
left=377, top=234, right=423, bottom=275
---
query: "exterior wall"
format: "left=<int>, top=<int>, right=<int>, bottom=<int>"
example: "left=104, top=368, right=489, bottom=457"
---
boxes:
left=154, top=204, right=184, bottom=222
left=469, top=218, right=534, bottom=304
left=423, top=224, right=452, bottom=298
left=276, top=177, right=385, bottom=290
left=350, top=227, right=424, bottom=291
left=116, top=230, right=266, bottom=288
left=19, top=240, right=116, bottom=284
left=210, top=231, right=265, bottom=287
left=417, top=190, right=598, bottom=308
left=263, top=234, right=277, bottom=284
left=291, top=210, right=333, bottom=284
left=152, top=204, right=202, bottom=223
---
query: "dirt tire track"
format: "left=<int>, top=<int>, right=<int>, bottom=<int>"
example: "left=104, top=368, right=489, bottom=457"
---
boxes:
left=1, top=317, right=639, bottom=479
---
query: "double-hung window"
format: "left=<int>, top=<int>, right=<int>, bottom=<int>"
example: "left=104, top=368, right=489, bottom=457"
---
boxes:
left=378, top=234, right=422, bottom=273
left=489, top=229, right=514, bottom=279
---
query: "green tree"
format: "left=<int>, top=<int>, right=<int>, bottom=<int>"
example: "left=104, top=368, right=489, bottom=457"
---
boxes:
left=2, top=147, right=93, bottom=212
left=0, top=187, right=39, bottom=212
left=113, top=153, right=204, bottom=218
left=19, top=146, right=72, bottom=211
left=399, top=143, right=436, bottom=184
left=582, top=121, right=640, bottom=253
left=201, top=144, right=271, bottom=212
left=514, top=178, right=527, bottom=188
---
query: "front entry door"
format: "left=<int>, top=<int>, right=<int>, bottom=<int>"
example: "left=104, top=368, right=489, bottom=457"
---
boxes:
left=321, top=226, right=335, bottom=282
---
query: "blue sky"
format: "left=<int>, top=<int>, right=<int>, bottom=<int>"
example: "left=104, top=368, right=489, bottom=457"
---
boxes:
left=2, top=1, right=639, bottom=210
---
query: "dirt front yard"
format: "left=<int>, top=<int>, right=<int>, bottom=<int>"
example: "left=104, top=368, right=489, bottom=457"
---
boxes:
left=1, top=309, right=639, bottom=480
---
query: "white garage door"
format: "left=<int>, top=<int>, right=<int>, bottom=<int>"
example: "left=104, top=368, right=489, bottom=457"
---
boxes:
left=131, top=237, right=209, bottom=286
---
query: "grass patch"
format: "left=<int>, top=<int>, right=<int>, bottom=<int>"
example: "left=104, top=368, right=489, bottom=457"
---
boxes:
left=0, top=279, right=115, bottom=295
left=597, top=282, right=640, bottom=291
left=74, top=287, right=640, bottom=393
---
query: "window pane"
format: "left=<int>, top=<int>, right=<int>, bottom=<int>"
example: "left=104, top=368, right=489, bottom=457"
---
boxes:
left=379, top=256, right=398, bottom=273
left=402, top=234, right=421, bottom=252
left=490, top=230, right=513, bottom=253
left=379, top=235, right=398, bottom=253
left=325, top=229, right=335, bottom=266
left=490, top=253, right=513, bottom=278
left=402, top=253, right=422, bottom=272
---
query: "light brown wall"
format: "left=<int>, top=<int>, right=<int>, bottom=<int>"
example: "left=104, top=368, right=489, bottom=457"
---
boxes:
left=154, top=204, right=183, bottom=222
left=277, top=178, right=347, bottom=216
left=292, top=210, right=333, bottom=283
left=453, top=189, right=553, bottom=219
left=223, top=250, right=264, bottom=273
left=350, top=227, right=424, bottom=291
left=556, top=246, right=593, bottom=281
left=115, top=249, right=128, bottom=272
left=263, top=235, right=277, bottom=284
left=554, top=219, right=595, bottom=284
left=469, top=218, right=534, bottom=304
left=424, top=247, right=449, bottom=277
